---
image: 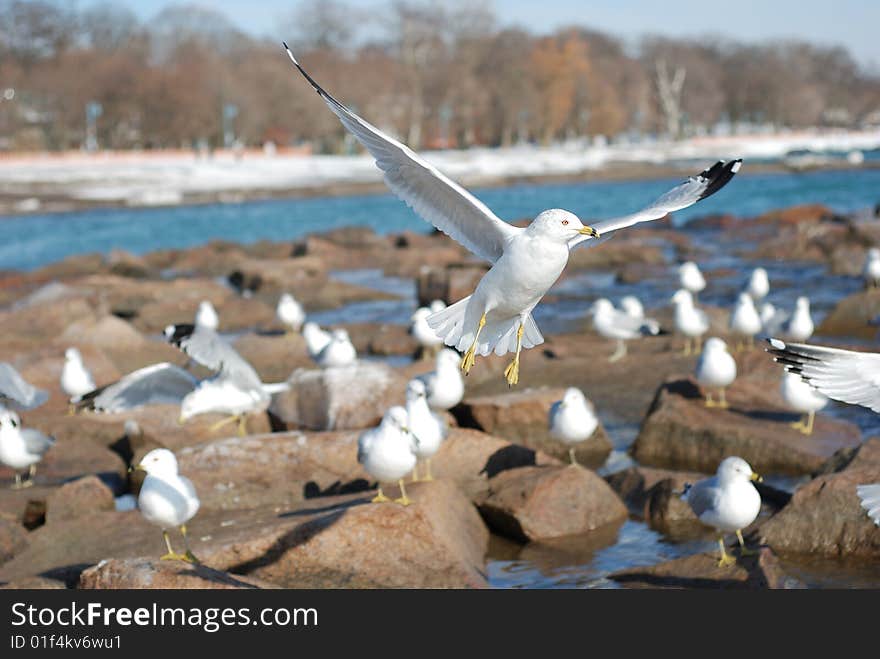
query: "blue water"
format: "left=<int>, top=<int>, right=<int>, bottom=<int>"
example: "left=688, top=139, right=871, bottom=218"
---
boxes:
left=2, top=167, right=879, bottom=272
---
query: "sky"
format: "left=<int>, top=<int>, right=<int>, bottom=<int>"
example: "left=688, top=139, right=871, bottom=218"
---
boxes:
left=111, top=0, right=880, bottom=70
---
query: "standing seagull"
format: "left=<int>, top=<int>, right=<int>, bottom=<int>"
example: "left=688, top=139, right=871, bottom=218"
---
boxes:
left=590, top=298, right=659, bottom=362
left=682, top=456, right=762, bottom=567
left=863, top=248, right=880, bottom=289
left=695, top=337, right=737, bottom=408
left=671, top=289, right=709, bottom=355
left=780, top=371, right=827, bottom=435
left=405, top=379, right=446, bottom=482
left=746, top=267, right=769, bottom=302
left=729, top=292, right=762, bottom=350
left=61, top=348, right=96, bottom=409
left=283, top=44, right=741, bottom=385
left=316, top=329, right=357, bottom=368
left=0, top=409, right=54, bottom=489
left=548, top=387, right=599, bottom=465
left=784, top=296, right=814, bottom=342
left=277, top=293, right=305, bottom=333
left=357, top=406, right=418, bottom=505
left=135, top=448, right=200, bottom=563
left=417, top=348, right=465, bottom=412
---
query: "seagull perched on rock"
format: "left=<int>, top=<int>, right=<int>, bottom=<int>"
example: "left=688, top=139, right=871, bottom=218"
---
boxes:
left=316, top=328, right=357, bottom=368
left=405, top=379, right=446, bottom=482
left=671, top=289, right=709, bottom=355
left=61, top=348, right=95, bottom=410
left=695, top=337, right=736, bottom=408
left=410, top=306, right=444, bottom=358
left=745, top=267, right=769, bottom=302
left=548, top=387, right=599, bottom=466
left=283, top=43, right=741, bottom=386
left=682, top=456, right=762, bottom=567
left=134, top=448, right=200, bottom=563
left=303, top=321, right=332, bottom=361
left=729, top=292, right=762, bottom=350
left=277, top=293, right=305, bottom=333
left=357, top=406, right=418, bottom=505
left=780, top=371, right=827, bottom=435
left=590, top=298, right=659, bottom=362
left=0, top=408, right=54, bottom=489
left=417, top=348, right=465, bottom=412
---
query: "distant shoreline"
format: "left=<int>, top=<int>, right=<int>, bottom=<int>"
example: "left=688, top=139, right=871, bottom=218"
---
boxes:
left=1, top=159, right=876, bottom=219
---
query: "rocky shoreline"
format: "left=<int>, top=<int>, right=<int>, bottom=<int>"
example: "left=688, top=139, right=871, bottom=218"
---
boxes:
left=1, top=200, right=880, bottom=589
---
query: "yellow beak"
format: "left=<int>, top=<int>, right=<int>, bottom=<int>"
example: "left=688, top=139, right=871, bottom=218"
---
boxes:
left=129, top=463, right=146, bottom=474
left=578, top=226, right=600, bottom=238
left=750, top=471, right=763, bottom=483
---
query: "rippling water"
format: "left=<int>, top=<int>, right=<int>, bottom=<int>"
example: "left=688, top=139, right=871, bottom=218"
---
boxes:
left=2, top=167, right=879, bottom=272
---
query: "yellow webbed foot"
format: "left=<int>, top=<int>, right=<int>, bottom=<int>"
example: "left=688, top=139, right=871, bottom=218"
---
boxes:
left=503, top=359, right=520, bottom=387
left=394, top=495, right=412, bottom=506
left=160, top=552, right=190, bottom=562
left=371, top=492, right=392, bottom=504
left=717, top=552, right=737, bottom=568
left=460, top=348, right=477, bottom=375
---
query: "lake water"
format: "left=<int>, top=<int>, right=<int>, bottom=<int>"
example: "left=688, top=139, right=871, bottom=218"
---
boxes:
left=3, top=166, right=880, bottom=588
left=2, top=167, right=879, bottom=272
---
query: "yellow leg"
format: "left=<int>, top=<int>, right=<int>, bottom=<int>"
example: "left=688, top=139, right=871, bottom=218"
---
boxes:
left=460, top=313, right=487, bottom=375
left=371, top=486, right=391, bottom=503
left=237, top=415, right=247, bottom=437
left=423, top=458, right=434, bottom=481
left=504, top=323, right=525, bottom=386
left=790, top=414, right=806, bottom=431
left=160, top=530, right=188, bottom=562
left=568, top=447, right=579, bottom=467
left=68, top=403, right=76, bottom=416
left=395, top=479, right=412, bottom=506
left=717, top=388, right=729, bottom=409
left=11, top=473, right=23, bottom=490
left=682, top=337, right=692, bottom=356
left=180, top=524, right=200, bottom=563
left=803, top=411, right=816, bottom=435
left=704, top=392, right=716, bottom=407
left=608, top=338, right=627, bottom=363
left=411, top=462, right=420, bottom=483
left=694, top=335, right=703, bottom=354
left=717, top=536, right=736, bottom=567
left=209, top=415, right=239, bottom=433
left=736, top=529, right=758, bottom=557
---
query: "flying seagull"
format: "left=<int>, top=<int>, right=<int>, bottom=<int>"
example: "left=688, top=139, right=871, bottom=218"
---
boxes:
left=283, top=43, right=741, bottom=385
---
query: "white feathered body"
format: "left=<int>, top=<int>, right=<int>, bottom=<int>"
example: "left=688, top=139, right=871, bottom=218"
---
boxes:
left=548, top=391, right=598, bottom=446
left=195, top=302, right=219, bottom=330
left=730, top=294, right=762, bottom=337
left=61, top=352, right=95, bottom=399
left=673, top=292, right=709, bottom=338
left=695, top=340, right=737, bottom=388
left=406, top=396, right=445, bottom=459
left=429, top=231, right=564, bottom=357
left=863, top=252, right=880, bottom=286
left=688, top=478, right=760, bottom=532
left=421, top=350, right=465, bottom=410
left=181, top=378, right=270, bottom=420
left=358, top=425, right=417, bottom=483
left=780, top=372, right=827, bottom=413
left=277, top=294, right=305, bottom=331
left=138, top=473, right=200, bottom=529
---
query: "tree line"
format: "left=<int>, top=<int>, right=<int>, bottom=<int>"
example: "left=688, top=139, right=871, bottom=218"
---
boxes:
left=1, top=0, right=878, bottom=153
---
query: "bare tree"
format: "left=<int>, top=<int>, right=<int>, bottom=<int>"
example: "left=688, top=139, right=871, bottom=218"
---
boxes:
left=655, top=59, right=686, bottom=138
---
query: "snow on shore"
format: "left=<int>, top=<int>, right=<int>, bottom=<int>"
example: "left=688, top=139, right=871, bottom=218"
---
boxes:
left=1, top=129, right=878, bottom=208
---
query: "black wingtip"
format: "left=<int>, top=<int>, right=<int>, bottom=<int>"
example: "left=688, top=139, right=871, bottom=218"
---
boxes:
left=282, top=41, right=289, bottom=49
left=695, top=158, right=742, bottom=201
left=164, top=323, right=196, bottom=347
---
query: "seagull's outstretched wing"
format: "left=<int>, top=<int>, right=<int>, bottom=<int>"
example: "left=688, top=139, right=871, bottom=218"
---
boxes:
left=767, top=338, right=880, bottom=413
left=0, top=362, right=48, bottom=410
left=283, top=43, right=520, bottom=264
left=569, top=159, right=742, bottom=250
left=164, top=324, right=263, bottom=390
left=77, top=362, right=199, bottom=413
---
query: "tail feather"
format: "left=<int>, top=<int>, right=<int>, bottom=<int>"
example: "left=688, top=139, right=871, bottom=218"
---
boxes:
left=427, top=296, right=544, bottom=357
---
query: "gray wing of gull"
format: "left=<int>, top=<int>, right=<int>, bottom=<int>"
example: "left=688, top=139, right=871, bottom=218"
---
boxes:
left=164, top=324, right=263, bottom=391
left=570, top=160, right=742, bottom=250
left=79, top=362, right=199, bottom=413
left=768, top=339, right=880, bottom=413
left=283, top=44, right=521, bottom=264
left=21, top=428, right=55, bottom=456
left=684, top=478, right=721, bottom=518
left=0, top=362, right=48, bottom=410
left=857, top=483, right=880, bottom=526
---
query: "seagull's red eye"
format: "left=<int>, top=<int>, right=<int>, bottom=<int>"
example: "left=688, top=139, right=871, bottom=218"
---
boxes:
left=562, top=220, right=569, bottom=225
